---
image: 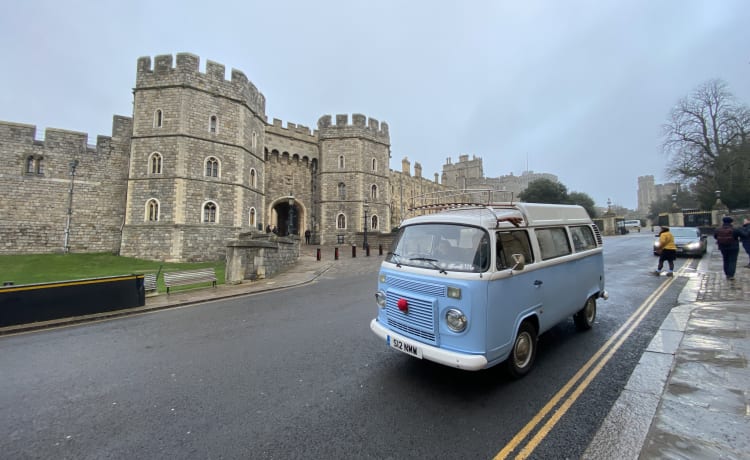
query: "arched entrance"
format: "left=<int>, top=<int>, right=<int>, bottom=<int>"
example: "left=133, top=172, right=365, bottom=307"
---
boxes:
left=272, top=197, right=303, bottom=237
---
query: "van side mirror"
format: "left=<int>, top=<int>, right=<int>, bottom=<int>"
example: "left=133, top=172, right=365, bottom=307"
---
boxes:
left=511, top=253, right=525, bottom=271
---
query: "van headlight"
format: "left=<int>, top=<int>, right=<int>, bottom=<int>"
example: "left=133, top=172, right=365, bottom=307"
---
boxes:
left=445, top=308, right=467, bottom=332
left=375, top=291, right=386, bottom=308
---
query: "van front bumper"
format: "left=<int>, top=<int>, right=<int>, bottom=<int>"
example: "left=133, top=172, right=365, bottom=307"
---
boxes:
left=370, top=318, right=488, bottom=371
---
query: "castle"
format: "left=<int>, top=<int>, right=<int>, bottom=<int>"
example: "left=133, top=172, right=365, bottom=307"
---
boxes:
left=0, top=53, right=555, bottom=262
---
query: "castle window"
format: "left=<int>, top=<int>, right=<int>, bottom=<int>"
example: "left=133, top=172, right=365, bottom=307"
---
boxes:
left=338, top=183, right=346, bottom=200
left=371, top=184, right=378, bottom=200
left=339, top=155, right=345, bottom=169
left=36, top=157, right=44, bottom=175
left=154, top=109, right=163, bottom=128
left=337, top=214, right=346, bottom=230
left=25, top=156, right=35, bottom=174
left=209, top=115, right=218, bottom=134
left=146, top=199, right=160, bottom=222
left=205, top=157, right=220, bottom=177
left=371, top=215, right=378, bottom=230
left=203, top=201, right=218, bottom=223
left=372, top=158, right=377, bottom=171
left=149, top=152, right=162, bottom=174
left=250, top=168, right=257, bottom=187
left=249, top=207, right=257, bottom=227
left=252, top=131, right=258, bottom=151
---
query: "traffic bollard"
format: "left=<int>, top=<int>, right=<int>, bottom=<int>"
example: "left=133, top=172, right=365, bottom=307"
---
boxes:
left=335, top=247, right=339, bottom=260
left=316, top=248, right=321, bottom=261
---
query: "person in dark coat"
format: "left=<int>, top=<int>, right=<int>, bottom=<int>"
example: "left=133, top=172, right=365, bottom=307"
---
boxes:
left=714, top=216, right=742, bottom=280
left=304, top=229, right=311, bottom=244
left=741, top=218, right=750, bottom=268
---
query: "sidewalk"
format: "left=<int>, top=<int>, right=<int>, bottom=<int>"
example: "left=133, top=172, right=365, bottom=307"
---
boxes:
left=585, top=243, right=750, bottom=459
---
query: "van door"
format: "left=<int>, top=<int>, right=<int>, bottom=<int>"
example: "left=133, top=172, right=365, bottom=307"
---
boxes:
left=533, top=227, right=578, bottom=328
left=486, top=230, right=539, bottom=363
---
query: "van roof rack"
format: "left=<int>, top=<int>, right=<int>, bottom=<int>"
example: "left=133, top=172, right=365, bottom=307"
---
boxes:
left=406, top=189, right=529, bottom=227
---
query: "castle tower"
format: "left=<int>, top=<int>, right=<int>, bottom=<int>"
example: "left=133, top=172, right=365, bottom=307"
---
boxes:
left=316, top=114, right=391, bottom=245
left=121, top=53, right=267, bottom=261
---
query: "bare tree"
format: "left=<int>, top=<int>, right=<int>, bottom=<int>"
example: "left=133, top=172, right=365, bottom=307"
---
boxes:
left=662, top=79, right=750, bottom=208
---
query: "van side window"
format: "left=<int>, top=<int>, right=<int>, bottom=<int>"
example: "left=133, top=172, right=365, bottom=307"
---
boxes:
left=496, top=230, right=534, bottom=269
left=570, top=225, right=597, bottom=252
left=536, top=227, right=572, bottom=260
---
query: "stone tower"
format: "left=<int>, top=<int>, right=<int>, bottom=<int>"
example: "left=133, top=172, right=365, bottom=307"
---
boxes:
left=120, top=53, right=267, bottom=261
left=316, top=114, right=391, bottom=245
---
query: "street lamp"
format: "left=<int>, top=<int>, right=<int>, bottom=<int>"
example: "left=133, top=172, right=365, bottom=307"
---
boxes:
left=363, top=199, right=369, bottom=256
left=63, top=159, right=79, bottom=253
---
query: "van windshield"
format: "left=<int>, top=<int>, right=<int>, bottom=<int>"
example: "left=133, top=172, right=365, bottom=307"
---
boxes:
left=387, top=224, right=490, bottom=273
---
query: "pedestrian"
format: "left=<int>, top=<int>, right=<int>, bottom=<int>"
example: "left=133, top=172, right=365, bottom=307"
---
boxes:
left=714, top=216, right=742, bottom=280
left=272, top=225, right=278, bottom=235
left=304, top=229, right=311, bottom=244
left=654, top=226, right=677, bottom=277
left=741, top=218, right=750, bottom=268
left=266, top=224, right=272, bottom=234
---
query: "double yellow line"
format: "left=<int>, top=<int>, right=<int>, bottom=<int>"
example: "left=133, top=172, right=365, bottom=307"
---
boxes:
left=494, top=264, right=686, bottom=459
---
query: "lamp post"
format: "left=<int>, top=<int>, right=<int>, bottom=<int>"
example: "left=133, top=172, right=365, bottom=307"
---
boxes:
left=63, top=159, right=79, bottom=253
left=363, top=199, right=369, bottom=256
left=288, top=195, right=295, bottom=236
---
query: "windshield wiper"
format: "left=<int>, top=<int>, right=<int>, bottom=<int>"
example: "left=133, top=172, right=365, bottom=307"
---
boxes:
left=387, top=252, right=403, bottom=267
left=409, top=257, right=448, bottom=274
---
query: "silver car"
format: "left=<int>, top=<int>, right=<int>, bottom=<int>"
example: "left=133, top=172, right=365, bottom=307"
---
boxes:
left=653, top=226, right=707, bottom=257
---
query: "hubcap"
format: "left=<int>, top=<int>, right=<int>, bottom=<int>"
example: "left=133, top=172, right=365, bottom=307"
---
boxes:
left=585, top=299, right=595, bottom=323
left=514, top=332, right=532, bottom=368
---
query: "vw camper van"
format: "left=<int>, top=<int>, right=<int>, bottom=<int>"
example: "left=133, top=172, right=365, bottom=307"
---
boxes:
left=370, top=194, right=607, bottom=378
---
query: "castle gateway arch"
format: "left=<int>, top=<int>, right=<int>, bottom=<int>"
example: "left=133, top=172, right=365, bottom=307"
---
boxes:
left=270, top=196, right=304, bottom=237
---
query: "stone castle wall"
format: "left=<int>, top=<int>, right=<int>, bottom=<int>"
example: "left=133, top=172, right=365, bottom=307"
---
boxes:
left=0, top=117, right=132, bottom=255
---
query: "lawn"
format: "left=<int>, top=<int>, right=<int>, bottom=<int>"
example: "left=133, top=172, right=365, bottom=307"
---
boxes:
left=0, top=253, right=225, bottom=292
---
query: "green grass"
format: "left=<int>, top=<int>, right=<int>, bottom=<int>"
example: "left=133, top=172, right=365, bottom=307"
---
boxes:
left=0, top=253, right=225, bottom=293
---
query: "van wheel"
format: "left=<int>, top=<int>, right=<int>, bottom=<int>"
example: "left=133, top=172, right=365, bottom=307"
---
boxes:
left=506, top=321, right=538, bottom=379
left=574, top=297, right=596, bottom=331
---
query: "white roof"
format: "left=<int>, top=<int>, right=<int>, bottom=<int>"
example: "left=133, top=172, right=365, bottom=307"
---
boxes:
left=402, top=202, right=592, bottom=229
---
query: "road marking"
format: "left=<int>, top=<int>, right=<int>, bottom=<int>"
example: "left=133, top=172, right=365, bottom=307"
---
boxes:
left=494, top=262, right=689, bottom=459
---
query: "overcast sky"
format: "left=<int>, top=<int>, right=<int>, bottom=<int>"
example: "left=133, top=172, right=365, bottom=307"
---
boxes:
left=1, top=0, right=748, bottom=209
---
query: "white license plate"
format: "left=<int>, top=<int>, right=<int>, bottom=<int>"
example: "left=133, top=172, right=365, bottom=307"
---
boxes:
left=389, top=336, right=423, bottom=359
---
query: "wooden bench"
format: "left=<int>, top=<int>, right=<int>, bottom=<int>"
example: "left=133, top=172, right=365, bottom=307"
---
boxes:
left=163, top=268, right=217, bottom=294
left=143, top=273, right=158, bottom=294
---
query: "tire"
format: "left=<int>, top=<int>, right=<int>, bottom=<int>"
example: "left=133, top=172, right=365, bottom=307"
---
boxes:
left=574, top=297, right=596, bottom=331
left=506, top=321, right=538, bottom=379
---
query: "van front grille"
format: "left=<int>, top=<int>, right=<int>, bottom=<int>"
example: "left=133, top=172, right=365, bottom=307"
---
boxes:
left=385, top=293, right=437, bottom=345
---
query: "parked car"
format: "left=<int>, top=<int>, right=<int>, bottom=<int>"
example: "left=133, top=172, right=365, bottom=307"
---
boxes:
left=653, top=226, right=707, bottom=257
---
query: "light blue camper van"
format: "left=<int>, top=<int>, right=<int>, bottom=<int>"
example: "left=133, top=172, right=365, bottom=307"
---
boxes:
left=370, top=195, right=607, bottom=378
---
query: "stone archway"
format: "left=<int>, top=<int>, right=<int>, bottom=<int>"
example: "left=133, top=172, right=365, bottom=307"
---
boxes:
left=270, top=197, right=305, bottom=237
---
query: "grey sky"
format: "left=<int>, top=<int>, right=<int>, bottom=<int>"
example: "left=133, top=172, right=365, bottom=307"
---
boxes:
left=1, top=0, right=748, bottom=209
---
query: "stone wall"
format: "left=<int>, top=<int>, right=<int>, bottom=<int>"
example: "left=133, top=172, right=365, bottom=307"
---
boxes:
left=225, top=233, right=300, bottom=283
left=0, top=117, right=132, bottom=255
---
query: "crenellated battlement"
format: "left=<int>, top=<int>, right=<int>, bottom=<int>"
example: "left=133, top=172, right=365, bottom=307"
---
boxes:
left=0, top=116, right=132, bottom=154
left=136, top=53, right=266, bottom=119
left=317, top=113, right=390, bottom=143
left=269, top=118, right=317, bottom=138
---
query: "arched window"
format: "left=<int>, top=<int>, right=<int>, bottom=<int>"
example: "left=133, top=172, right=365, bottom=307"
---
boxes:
left=371, top=184, right=378, bottom=200
left=146, top=199, right=160, bottom=222
left=337, top=214, right=346, bottom=229
left=26, top=156, right=35, bottom=174
left=205, top=157, right=219, bottom=177
left=250, top=168, right=257, bottom=187
left=372, top=158, right=377, bottom=171
left=149, top=152, right=162, bottom=174
left=249, top=207, right=256, bottom=227
left=371, top=215, right=378, bottom=230
left=203, top=202, right=217, bottom=223
left=338, top=155, right=345, bottom=169
left=154, top=109, right=163, bottom=128
left=338, top=183, right=346, bottom=200
left=209, top=115, right=218, bottom=134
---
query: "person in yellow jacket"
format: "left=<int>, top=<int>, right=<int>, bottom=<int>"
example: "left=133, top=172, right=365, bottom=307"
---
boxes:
left=654, top=226, right=677, bottom=277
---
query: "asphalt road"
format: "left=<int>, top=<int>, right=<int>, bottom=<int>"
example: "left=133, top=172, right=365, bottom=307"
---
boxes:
left=0, top=232, right=694, bottom=459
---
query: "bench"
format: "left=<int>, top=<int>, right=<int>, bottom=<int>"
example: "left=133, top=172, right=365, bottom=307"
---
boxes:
left=143, top=273, right=158, bottom=294
left=163, top=268, right=217, bottom=294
